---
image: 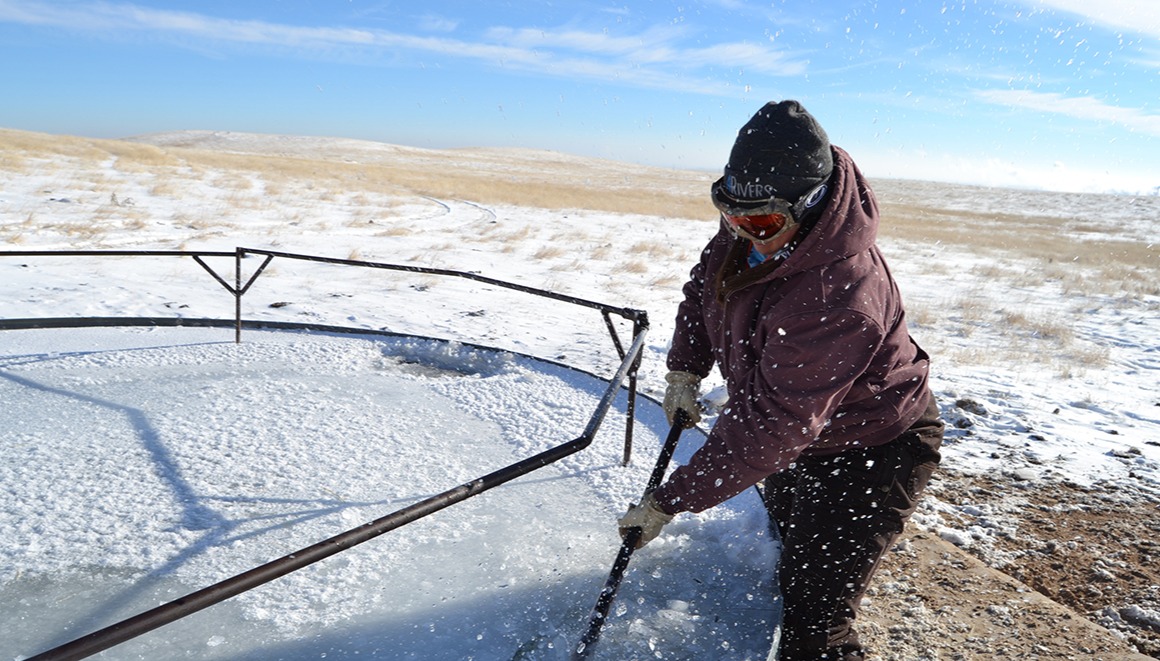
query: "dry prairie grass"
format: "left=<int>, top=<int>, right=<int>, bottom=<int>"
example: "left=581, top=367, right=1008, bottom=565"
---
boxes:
left=589, top=243, right=614, bottom=260
left=6, top=129, right=715, bottom=218
left=214, top=172, right=254, bottom=192
left=6, top=127, right=1150, bottom=271
left=532, top=245, right=566, bottom=260
left=617, top=258, right=651, bottom=274
left=552, top=258, right=587, bottom=272
left=648, top=272, right=684, bottom=289
left=375, top=226, right=415, bottom=238
left=149, top=180, right=183, bottom=197
left=1067, top=343, right=1112, bottom=369
left=879, top=200, right=1157, bottom=277
left=999, top=308, right=1075, bottom=344
left=176, top=215, right=220, bottom=231
left=628, top=240, right=680, bottom=259
left=107, top=142, right=183, bottom=171
left=5, top=127, right=1154, bottom=378
left=13, top=128, right=1150, bottom=274
left=0, top=128, right=108, bottom=161
left=951, top=295, right=990, bottom=325
left=905, top=303, right=935, bottom=328
left=880, top=195, right=1158, bottom=367
left=0, top=148, right=30, bottom=173
left=17, top=127, right=1152, bottom=281
left=44, top=221, right=107, bottom=241
left=494, top=226, right=536, bottom=243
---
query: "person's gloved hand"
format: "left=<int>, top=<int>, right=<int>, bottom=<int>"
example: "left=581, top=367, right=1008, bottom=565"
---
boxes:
left=663, top=371, right=702, bottom=428
left=617, top=492, right=674, bottom=549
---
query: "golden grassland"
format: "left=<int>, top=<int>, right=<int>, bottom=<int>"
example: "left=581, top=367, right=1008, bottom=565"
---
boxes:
left=880, top=195, right=1156, bottom=374
left=6, top=127, right=1154, bottom=273
left=0, top=128, right=715, bottom=220
left=3, top=127, right=1156, bottom=375
left=880, top=201, right=1158, bottom=293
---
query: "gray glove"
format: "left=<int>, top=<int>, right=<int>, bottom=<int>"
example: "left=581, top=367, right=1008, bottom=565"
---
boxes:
left=663, top=370, right=702, bottom=428
left=617, top=492, right=674, bottom=549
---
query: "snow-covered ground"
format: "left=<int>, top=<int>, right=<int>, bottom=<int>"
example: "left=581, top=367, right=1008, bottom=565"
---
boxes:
left=1, top=129, right=1158, bottom=659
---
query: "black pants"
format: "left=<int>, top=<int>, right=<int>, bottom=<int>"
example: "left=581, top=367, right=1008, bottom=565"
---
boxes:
left=761, top=395, right=943, bottom=661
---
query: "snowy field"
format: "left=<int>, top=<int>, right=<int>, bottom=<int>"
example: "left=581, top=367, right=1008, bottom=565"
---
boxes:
left=2, top=128, right=1159, bottom=659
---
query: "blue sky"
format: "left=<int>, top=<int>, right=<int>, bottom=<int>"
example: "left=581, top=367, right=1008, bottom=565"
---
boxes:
left=1, top=0, right=1158, bottom=194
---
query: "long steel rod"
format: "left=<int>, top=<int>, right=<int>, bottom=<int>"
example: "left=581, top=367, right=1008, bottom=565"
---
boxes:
left=1, top=249, right=647, bottom=340
left=234, top=249, right=242, bottom=344
left=0, top=250, right=235, bottom=257
left=573, top=409, right=687, bottom=660
left=239, top=248, right=647, bottom=323
left=0, top=249, right=644, bottom=324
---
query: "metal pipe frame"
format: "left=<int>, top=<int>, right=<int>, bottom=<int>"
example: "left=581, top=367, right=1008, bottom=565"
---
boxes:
left=1, top=249, right=654, bottom=660
left=1, top=248, right=647, bottom=459
left=25, top=329, right=649, bottom=661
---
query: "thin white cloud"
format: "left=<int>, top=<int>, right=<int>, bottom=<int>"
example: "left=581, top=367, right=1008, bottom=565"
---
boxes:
left=0, top=1, right=379, bottom=46
left=699, top=0, right=750, bottom=11
left=1031, top=0, right=1160, bottom=39
left=682, top=42, right=808, bottom=76
left=0, top=0, right=806, bottom=94
left=417, top=14, right=459, bottom=33
left=486, top=25, right=807, bottom=76
left=976, top=89, right=1160, bottom=137
left=1127, top=43, right=1160, bottom=70
left=485, top=25, right=684, bottom=57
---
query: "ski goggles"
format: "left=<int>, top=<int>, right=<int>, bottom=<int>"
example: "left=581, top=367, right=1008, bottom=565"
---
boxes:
left=711, top=177, right=828, bottom=244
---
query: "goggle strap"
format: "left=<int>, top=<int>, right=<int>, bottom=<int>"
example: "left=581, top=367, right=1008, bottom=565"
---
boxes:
left=791, top=182, right=828, bottom=218
left=712, top=178, right=828, bottom=221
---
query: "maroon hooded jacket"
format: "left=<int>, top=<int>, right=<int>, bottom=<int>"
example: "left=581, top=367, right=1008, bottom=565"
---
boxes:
left=652, top=147, right=932, bottom=514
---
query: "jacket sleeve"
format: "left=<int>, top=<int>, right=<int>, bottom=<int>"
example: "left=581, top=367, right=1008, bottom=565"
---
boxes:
left=654, top=308, right=886, bottom=514
left=665, top=242, right=718, bottom=378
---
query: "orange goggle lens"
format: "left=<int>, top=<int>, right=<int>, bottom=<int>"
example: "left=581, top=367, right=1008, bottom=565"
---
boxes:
left=723, top=211, right=790, bottom=242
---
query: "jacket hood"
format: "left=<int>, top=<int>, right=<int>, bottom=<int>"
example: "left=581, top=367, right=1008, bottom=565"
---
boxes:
left=776, top=146, right=879, bottom=276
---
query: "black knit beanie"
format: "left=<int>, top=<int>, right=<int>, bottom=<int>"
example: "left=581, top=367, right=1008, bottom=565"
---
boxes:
left=722, top=100, right=833, bottom=202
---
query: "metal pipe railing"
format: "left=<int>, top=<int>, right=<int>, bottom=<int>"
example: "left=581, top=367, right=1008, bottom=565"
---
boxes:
left=1, top=248, right=648, bottom=454
left=25, top=327, right=649, bottom=661
left=2, top=248, right=654, bottom=659
left=237, top=248, right=648, bottom=325
left=0, top=247, right=647, bottom=350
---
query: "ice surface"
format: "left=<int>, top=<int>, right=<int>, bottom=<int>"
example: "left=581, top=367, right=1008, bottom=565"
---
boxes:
left=1, top=327, right=777, bottom=660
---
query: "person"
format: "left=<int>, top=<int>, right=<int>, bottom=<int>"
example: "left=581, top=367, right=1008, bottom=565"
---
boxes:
left=618, top=100, right=944, bottom=661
